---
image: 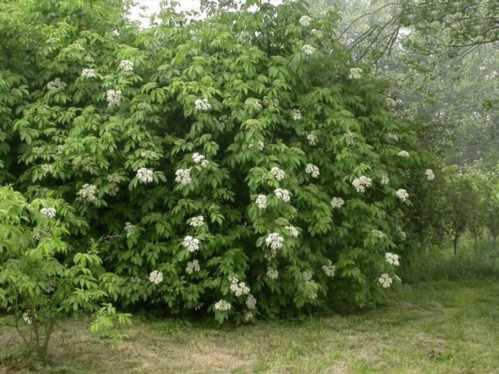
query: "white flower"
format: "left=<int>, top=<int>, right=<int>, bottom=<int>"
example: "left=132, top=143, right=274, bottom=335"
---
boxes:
left=378, top=273, right=393, bottom=288
left=271, top=167, right=286, bottom=181
left=124, top=222, right=135, bottom=236
left=22, top=312, right=32, bottom=325
left=286, top=225, right=300, bottom=238
left=186, top=259, right=200, bottom=274
left=311, top=29, right=323, bottom=38
left=81, top=68, right=96, bottom=79
left=106, top=89, right=121, bottom=107
left=299, top=15, right=312, bottom=27
left=305, top=163, right=320, bottom=178
left=395, top=188, right=410, bottom=202
left=118, top=59, right=134, bottom=73
left=214, top=300, right=231, bottom=312
left=78, top=184, right=97, bottom=202
left=229, top=276, right=250, bottom=297
left=385, top=252, right=400, bottom=266
left=192, top=152, right=208, bottom=167
left=255, top=194, right=268, bottom=209
left=40, top=207, right=56, bottom=218
left=386, top=133, right=399, bottom=142
left=303, top=270, right=313, bottom=281
left=380, top=175, right=390, bottom=185
left=307, top=133, right=318, bottom=145
left=291, top=109, right=302, bottom=121
left=175, top=168, right=192, bottom=186
left=111, top=29, right=120, bottom=36
left=47, top=78, right=66, bottom=90
left=183, top=235, right=201, bottom=252
left=246, top=295, right=257, bottom=310
left=188, top=216, right=205, bottom=227
left=265, top=232, right=284, bottom=250
left=194, top=98, right=211, bottom=112
left=136, top=168, right=154, bottom=184
left=425, top=169, right=435, bottom=181
left=149, top=270, right=163, bottom=285
left=348, top=67, right=363, bottom=80
left=274, top=188, right=291, bottom=202
left=398, top=150, right=410, bottom=158
left=244, top=312, right=254, bottom=322
left=322, top=260, right=336, bottom=277
left=371, top=229, right=386, bottom=239
left=302, top=44, right=316, bottom=55
left=331, top=197, right=344, bottom=209
left=266, top=267, right=279, bottom=280
left=352, top=176, right=372, bottom=193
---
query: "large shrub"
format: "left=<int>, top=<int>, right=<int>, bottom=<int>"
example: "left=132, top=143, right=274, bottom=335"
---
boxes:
left=1, top=0, right=437, bottom=321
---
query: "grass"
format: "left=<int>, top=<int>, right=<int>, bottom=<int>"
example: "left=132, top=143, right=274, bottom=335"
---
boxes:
left=2, top=279, right=499, bottom=373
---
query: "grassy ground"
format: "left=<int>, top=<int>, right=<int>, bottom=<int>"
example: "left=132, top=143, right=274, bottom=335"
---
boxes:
left=2, top=280, right=499, bottom=373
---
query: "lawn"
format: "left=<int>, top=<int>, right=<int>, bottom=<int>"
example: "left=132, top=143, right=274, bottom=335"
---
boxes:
left=1, top=280, right=499, bottom=373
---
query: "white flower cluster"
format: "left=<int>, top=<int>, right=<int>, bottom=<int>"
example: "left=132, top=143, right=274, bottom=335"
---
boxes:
left=214, top=300, right=231, bottom=312
left=378, top=273, right=393, bottom=288
left=349, top=67, right=363, bottom=80
left=386, top=133, right=399, bottom=142
left=246, top=295, right=257, bottom=310
left=265, top=233, right=284, bottom=250
left=274, top=188, right=291, bottom=202
left=286, top=225, right=300, bottom=238
left=183, top=235, right=201, bottom=252
left=266, top=267, right=279, bottom=280
left=186, top=259, right=200, bottom=274
left=149, top=270, right=163, bottom=285
left=22, top=312, right=32, bottom=325
left=371, top=229, right=386, bottom=239
left=385, top=252, right=400, bottom=266
left=106, top=89, right=121, bottom=107
left=303, top=270, right=313, bottom=281
left=398, top=150, right=410, bottom=158
left=352, top=176, right=372, bottom=193
left=78, top=183, right=97, bottom=202
left=47, top=78, right=66, bottom=90
left=255, top=194, right=267, bottom=209
left=380, top=175, right=390, bottom=185
left=195, top=98, right=211, bottom=112
left=175, top=168, right=192, bottom=185
left=302, top=44, right=316, bottom=55
left=136, top=168, right=154, bottom=184
left=425, top=169, right=435, bottom=181
left=322, top=260, right=336, bottom=277
left=331, top=197, right=344, bottom=209
left=305, top=163, right=320, bottom=178
left=299, top=15, right=312, bottom=27
left=41, top=207, right=56, bottom=218
left=192, top=152, right=209, bottom=167
left=124, top=222, right=135, bottom=236
left=81, top=68, right=96, bottom=79
left=291, top=109, right=302, bottom=120
left=229, top=275, right=250, bottom=297
left=271, top=167, right=286, bottom=181
left=395, top=188, right=410, bottom=202
left=188, top=216, right=205, bottom=227
left=307, top=133, right=318, bottom=145
left=119, top=59, right=134, bottom=73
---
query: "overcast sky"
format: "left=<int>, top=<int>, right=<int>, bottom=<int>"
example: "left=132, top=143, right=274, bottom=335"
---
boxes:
left=129, top=0, right=284, bottom=25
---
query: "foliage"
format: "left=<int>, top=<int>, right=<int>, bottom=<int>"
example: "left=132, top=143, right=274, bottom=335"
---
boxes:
left=0, top=186, right=129, bottom=361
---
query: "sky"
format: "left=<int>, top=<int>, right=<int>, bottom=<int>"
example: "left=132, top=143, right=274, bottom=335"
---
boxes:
left=129, top=0, right=284, bottom=26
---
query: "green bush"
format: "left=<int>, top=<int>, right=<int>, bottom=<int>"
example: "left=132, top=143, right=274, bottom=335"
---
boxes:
left=0, top=0, right=439, bottom=322
left=0, top=186, right=130, bottom=361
